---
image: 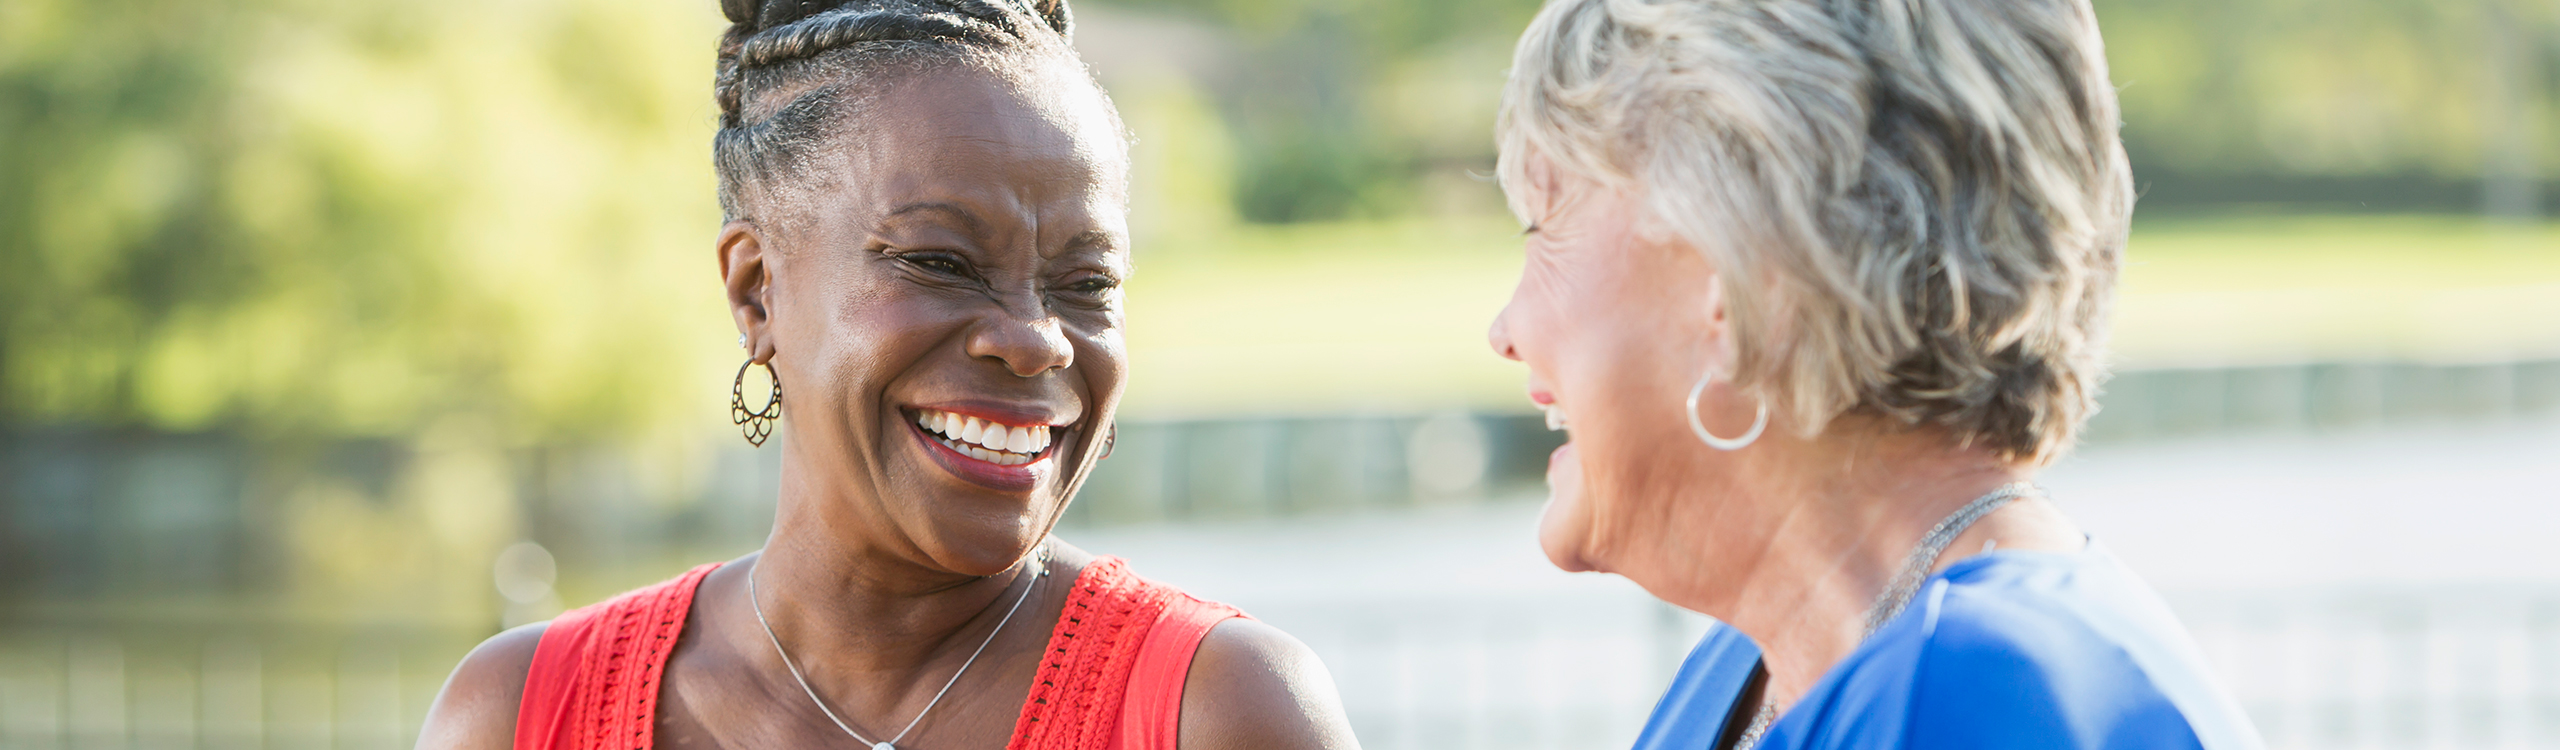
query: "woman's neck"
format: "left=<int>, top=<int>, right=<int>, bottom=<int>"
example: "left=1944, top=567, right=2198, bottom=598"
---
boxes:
left=657, top=459, right=1084, bottom=749
left=1642, top=426, right=2052, bottom=711
left=744, top=464, right=1061, bottom=680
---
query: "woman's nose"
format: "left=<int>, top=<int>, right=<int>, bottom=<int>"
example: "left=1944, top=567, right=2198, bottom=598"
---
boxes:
left=1489, top=304, right=1522, bottom=362
left=967, top=314, right=1075, bottom=377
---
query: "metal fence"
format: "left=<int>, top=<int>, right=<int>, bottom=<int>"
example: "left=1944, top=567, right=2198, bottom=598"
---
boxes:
left=0, top=623, right=471, bottom=750
left=4, top=357, right=2559, bottom=748
left=2083, top=359, right=2560, bottom=440
left=6, top=359, right=2556, bottom=591
left=1290, top=585, right=2560, bottom=750
left=6, top=585, right=2560, bottom=750
left=2176, top=586, right=2560, bottom=750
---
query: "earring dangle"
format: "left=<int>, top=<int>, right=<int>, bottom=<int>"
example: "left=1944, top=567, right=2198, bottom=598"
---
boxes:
left=732, top=359, right=783, bottom=447
left=1686, top=366, right=1767, bottom=451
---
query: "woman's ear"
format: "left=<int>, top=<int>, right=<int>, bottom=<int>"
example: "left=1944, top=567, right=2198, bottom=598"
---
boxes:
left=1701, top=272, right=1728, bottom=326
left=1697, top=271, right=1740, bottom=366
left=718, top=221, right=776, bottom=364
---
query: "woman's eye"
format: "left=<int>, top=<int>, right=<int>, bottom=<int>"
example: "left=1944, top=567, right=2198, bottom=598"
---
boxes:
left=1066, top=276, right=1120, bottom=295
left=905, top=255, right=968, bottom=276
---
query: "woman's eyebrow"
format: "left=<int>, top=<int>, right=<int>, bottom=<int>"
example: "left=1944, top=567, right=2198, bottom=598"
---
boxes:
left=882, top=202, right=987, bottom=235
left=1060, top=229, right=1120, bottom=256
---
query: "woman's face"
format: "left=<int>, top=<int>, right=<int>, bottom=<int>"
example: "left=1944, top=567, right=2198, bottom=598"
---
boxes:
left=723, top=63, right=1129, bottom=576
left=1488, top=155, right=1758, bottom=577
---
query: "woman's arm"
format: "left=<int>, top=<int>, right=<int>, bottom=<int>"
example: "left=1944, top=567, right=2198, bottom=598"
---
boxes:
left=1180, top=619, right=1363, bottom=750
left=415, top=623, right=548, bottom=750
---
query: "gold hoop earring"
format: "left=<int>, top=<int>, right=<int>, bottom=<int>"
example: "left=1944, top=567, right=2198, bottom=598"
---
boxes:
left=732, top=359, right=782, bottom=447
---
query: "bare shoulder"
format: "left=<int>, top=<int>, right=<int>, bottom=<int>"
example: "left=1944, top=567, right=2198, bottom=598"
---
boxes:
left=1178, top=618, right=1361, bottom=750
left=416, top=622, right=548, bottom=750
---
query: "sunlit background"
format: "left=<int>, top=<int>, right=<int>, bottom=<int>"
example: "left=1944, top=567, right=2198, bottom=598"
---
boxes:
left=3, top=0, right=2558, bottom=747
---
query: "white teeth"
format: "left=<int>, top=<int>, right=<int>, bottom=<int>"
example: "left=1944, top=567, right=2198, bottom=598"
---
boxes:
left=961, top=442, right=1029, bottom=466
left=916, top=408, right=1054, bottom=463
left=1541, top=404, right=1569, bottom=431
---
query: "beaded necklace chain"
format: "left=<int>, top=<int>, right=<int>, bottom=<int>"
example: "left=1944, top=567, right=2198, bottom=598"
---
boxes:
left=1731, top=483, right=2042, bottom=750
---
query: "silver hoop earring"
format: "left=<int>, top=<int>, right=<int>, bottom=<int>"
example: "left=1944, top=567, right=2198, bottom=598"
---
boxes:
left=1685, top=367, right=1767, bottom=451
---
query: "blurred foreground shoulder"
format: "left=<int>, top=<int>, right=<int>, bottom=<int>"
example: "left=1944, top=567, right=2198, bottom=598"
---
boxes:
left=1180, top=618, right=1362, bottom=750
left=416, top=622, right=548, bottom=750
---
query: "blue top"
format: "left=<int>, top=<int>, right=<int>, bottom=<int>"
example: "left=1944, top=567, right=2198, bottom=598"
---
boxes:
left=1632, top=543, right=2264, bottom=750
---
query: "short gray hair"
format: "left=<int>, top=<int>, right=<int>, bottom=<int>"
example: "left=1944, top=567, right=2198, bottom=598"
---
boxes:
left=1497, top=0, right=2133, bottom=463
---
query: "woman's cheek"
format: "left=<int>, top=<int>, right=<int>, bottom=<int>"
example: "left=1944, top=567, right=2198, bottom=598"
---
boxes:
left=1537, top=441, right=1600, bottom=573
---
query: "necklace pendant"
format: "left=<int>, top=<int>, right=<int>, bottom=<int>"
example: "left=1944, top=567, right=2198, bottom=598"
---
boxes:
left=873, top=743, right=895, bottom=750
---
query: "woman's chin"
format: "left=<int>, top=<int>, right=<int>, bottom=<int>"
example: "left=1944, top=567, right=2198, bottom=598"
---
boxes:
left=1537, top=442, right=1603, bottom=573
left=1537, top=505, right=1597, bottom=573
left=914, top=525, right=1053, bottom=576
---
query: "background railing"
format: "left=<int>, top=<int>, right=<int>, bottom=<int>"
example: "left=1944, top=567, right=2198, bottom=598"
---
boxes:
left=0, top=623, right=469, bottom=750
left=5, top=356, right=2559, bottom=749
left=9, top=566, right=2558, bottom=749
left=2173, top=586, right=2560, bottom=750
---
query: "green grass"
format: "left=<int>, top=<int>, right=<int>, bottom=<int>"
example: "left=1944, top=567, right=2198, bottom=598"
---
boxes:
left=1117, top=214, right=2560, bottom=417
left=1120, top=217, right=1532, bottom=417
left=2112, top=215, right=2560, bottom=366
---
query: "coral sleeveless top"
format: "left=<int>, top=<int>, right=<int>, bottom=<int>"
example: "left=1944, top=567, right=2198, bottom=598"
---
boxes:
left=512, top=557, right=1244, bottom=750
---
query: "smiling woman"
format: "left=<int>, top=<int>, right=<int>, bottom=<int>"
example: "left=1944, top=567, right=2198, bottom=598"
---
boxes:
left=413, top=2, right=1359, bottom=749
left=1485, top=0, right=2258, bottom=748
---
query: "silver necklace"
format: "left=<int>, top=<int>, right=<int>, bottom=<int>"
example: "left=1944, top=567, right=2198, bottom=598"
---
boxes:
left=746, top=543, right=1051, bottom=750
left=1734, top=701, right=1780, bottom=750
left=1859, top=481, right=2040, bottom=638
left=1732, top=482, right=2040, bottom=750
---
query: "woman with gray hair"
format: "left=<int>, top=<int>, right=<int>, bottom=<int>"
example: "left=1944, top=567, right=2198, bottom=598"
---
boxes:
left=1487, top=0, right=2259, bottom=748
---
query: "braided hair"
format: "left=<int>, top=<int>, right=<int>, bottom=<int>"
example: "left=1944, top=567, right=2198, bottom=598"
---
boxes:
left=712, top=0, right=1093, bottom=222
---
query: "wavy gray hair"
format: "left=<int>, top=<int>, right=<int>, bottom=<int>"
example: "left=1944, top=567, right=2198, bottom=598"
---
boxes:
left=1498, top=0, right=2133, bottom=463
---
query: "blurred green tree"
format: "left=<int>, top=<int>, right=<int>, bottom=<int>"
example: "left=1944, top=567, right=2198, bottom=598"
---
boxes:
left=1093, top=0, right=1543, bottom=222
left=2, top=0, right=2551, bottom=439
left=1, top=0, right=737, bottom=441
left=2101, top=0, right=2557, bottom=211
left=1100, top=0, right=2557, bottom=219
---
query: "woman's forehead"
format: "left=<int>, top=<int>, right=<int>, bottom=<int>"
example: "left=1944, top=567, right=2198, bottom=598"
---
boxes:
left=841, top=69, right=1121, bottom=206
left=764, top=65, right=1127, bottom=248
left=873, top=64, right=1120, bottom=174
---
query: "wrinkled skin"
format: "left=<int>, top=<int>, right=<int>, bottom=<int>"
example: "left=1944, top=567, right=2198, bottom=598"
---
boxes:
left=419, top=62, right=1358, bottom=750
left=732, top=61, right=1132, bottom=581
left=1486, top=156, right=1756, bottom=583
left=1487, top=151, right=2083, bottom=713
